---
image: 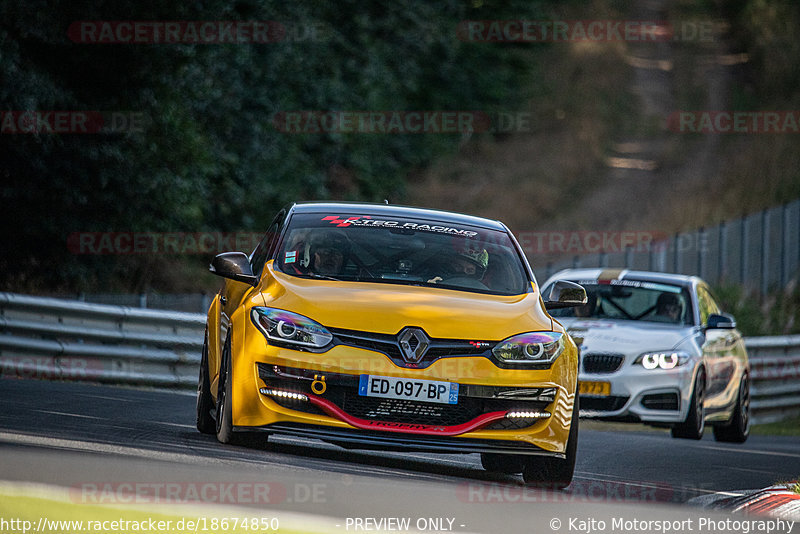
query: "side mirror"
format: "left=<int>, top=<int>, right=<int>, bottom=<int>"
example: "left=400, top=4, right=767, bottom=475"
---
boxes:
left=706, top=313, right=736, bottom=329
left=543, top=280, right=587, bottom=310
left=209, top=252, right=258, bottom=286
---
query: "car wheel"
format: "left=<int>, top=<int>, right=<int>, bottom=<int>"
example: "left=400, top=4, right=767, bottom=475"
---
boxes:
left=481, top=453, right=523, bottom=474
left=196, top=330, right=215, bottom=434
left=713, top=372, right=750, bottom=443
left=215, top=333, right=235, bottom=444
left=671, top=367, right=705, bottom=440
left=522, top=393, right=579, bottom=489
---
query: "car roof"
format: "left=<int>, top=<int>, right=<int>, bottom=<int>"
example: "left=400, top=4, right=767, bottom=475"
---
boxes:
left=289, top=201, right=507, bottom=231
left=546, top=268, right=701, bottom=288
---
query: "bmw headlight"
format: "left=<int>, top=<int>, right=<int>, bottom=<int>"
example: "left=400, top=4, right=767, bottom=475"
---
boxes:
left=492, top=332, right=565, bottom=365
left=251, top=307, right=333, bottom=349
left=634, top=351, right=689, bottom=370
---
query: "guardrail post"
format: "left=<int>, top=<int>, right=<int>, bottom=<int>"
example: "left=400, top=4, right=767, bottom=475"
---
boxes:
left=718, top=221, right=727, bottom=283
left=761, top=209, right=769, bottom=296
left=781, top=203, right=789, bottom=288
left=673, top=233, right=681, bottom=274
left=740, top=215, right=748, bottom=285
left=697, top=227, right=705, bottom=279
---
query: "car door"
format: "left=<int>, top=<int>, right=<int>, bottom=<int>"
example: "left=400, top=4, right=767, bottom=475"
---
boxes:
left=703, top=285, right=745, bottom=411
left=697, top=284, right=735, bottom=410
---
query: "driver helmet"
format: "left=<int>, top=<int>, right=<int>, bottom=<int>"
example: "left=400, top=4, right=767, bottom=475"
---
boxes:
left=453, top=243, right=489, bottom=277
left=301, top=229, right=351, bottom=268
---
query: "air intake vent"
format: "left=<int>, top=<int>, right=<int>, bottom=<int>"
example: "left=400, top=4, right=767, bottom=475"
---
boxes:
left=582, top=353, right=624, bottom=374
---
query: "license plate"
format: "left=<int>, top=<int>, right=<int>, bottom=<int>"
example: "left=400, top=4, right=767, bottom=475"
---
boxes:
left=579, top=380, right=611, bottom=396
left=358, top=375, right=458, bottom=405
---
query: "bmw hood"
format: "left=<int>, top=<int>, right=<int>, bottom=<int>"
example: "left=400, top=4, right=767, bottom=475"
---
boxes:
left=558, top=318, right=694, bottom=356
left=260, top=265, right=553, bottom=340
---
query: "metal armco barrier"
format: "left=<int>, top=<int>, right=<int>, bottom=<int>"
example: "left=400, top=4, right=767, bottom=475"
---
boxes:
left=0, top=292, right=205, bottom=388
left=1, top=292, right=799, bottom=424
left=746, top=335, right=800, bottom=424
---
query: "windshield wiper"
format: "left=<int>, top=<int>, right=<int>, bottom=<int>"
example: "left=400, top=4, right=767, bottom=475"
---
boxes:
left=305, top=273, right=343, bottom=281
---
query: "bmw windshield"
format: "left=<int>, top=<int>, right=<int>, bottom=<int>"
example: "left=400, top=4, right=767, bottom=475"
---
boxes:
left=548, top=279, right=693, bottom=326
left=273, top=212, right=531, bottom=296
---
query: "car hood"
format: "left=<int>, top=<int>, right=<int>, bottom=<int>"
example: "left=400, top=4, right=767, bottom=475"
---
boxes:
left=557, top=318, right=693, bottom=356
left=259, top=264, right=553, bottom=339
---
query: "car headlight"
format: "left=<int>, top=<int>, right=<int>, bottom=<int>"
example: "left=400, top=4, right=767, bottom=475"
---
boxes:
left=251, top=307, right=333, bottom=349
left=634, top=351, right=690, bottom=370
left=492, top=332, right=565, bottom=365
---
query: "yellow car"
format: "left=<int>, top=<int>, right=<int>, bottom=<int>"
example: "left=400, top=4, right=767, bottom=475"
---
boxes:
left=197, top=202, right=585, bottom=487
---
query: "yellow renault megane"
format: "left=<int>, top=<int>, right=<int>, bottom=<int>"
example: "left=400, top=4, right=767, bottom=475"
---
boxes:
left=197, top=202, right=586, bottom=487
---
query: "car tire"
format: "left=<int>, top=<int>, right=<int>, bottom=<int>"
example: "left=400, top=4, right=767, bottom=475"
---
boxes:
left=196, top=330, right=215, bottom=434
left=521, top=393, right=579, bottom=489
left=481, top=453, right=523, bottom=474
left=713, top=372, right=750, bottom=443
left=671, top=367, right=705, bottom=440
left=215, top=333, right=236, bottom=444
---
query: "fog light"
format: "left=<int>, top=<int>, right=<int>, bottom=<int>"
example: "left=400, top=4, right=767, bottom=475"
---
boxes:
left=259, top=388, right=308, bottom=401
left=506, top=411, right=551, bottom=419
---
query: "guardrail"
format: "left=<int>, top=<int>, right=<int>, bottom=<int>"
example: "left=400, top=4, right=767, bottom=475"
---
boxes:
left=1, top=292, right=799, bottom=424
left=746, top=335, right=800, bottom=424
left=0, top=292, right=205, bottom=388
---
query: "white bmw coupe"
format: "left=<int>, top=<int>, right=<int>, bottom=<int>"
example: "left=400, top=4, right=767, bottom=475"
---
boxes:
left=543, top=269, right=749, bottom=442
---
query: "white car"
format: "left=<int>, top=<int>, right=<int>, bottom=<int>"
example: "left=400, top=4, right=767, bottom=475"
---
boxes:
left=543, top=269, right=750, bottom=442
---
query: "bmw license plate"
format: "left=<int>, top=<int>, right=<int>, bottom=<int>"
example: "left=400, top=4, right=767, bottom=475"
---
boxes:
left=359, top=375, right=458, bottom=405
left=579, top=380, right=611, bottom=396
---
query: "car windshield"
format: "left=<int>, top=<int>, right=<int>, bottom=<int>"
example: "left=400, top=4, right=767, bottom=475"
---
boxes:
left=548, top=280, right=693, bottom=325
left=273, top=212, right=530, bottom=296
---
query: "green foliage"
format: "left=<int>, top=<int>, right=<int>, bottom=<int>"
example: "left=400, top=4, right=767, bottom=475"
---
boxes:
left=714, top=283, right=800, bottom=336
left=2, top=0, right=798, bottom=295
left=0, top=0, right=548, bottom=291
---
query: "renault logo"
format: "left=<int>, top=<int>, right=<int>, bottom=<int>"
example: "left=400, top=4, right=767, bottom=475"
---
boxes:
left=398, top=327, right=430, bottom=364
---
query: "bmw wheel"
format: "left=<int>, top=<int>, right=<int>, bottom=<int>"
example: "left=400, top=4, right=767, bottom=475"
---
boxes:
left=672, top=367, right=705, bottom=440
left=713, top=372, right=750, bottom=443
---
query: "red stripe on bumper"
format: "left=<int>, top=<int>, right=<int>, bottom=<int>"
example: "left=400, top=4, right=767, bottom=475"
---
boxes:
left=307, top=395, right=508, bottom=436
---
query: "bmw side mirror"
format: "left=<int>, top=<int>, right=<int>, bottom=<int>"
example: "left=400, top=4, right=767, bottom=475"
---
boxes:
left=706, top=313, right=736, bottom=329
left=209, top=252, right=258, bottom=286
left=543, top=280, right=587, bottom=310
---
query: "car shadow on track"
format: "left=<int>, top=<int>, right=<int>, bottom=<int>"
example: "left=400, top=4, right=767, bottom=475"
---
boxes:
left=182, top=430, right=525, bottom=487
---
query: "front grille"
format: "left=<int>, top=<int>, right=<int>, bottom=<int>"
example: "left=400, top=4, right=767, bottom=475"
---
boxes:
left=484, top=417, right=541, bottom=430
left=269, top=394, right=327, bottom=416
left=640, top=393, right=679, bottom=411
left=580, top=396, right=629, bottom=412
left=256, top=363, right=551, bottom=429
left=330, top=327, right=494, bottom=368
left=341, top=394, right=480, bottom=426
left=333, top=330, right=403, bottom=360
left=582, top=353, right=624, bottom=374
